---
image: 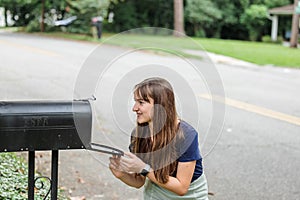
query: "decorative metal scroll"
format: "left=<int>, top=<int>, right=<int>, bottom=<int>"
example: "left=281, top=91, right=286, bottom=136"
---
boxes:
left=34, top=176, right=52, bottom=200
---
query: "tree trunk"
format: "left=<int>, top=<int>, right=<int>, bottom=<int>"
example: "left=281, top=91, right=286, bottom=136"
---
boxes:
left=173, top=0, right=185, bottom=37
left=290, top=0, right=299, bottom=48
left=194, top=23, right=197, bottom=36
left=40, top=0, right=45, bottom=32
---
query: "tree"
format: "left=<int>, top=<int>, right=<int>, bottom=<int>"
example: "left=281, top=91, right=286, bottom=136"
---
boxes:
left=212, top=0, right=249, bottom=39
left=173, top=0, right=185, bottom=36
left=0, top=0, right=38, bottom=27
left=240, top=4, right=268, bottom=41
left=107, top=0, right=138, bottom=32
left=0, top=0, right=110, bottom=34
left=107, top=0, right=174, bottom=33
left=212, top=0, right=291, bottom=40
left=65, top=0, right=109, bottom=34
left=185, top=0, right=221, bottom=37
left=264, top=0, right=291, bottom=7
left=23, top=0, right=69, bottom=32
left=41, top=0, right=45, bottom=32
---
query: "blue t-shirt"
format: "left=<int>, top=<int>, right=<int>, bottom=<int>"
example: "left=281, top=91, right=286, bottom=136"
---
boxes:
left=176, top=120, right=203, bottom=182
left=129, top=120, right=203, bottom=182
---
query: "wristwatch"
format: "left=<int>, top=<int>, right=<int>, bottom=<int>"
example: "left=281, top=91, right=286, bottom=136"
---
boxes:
left=140, top=164, right=151, bottom=176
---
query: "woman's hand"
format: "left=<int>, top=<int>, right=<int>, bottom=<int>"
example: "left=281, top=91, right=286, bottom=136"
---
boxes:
left=119, top=152, right=146, bottom=174
left=109, top=154, right=147, bottom=188
left=109, top=155, right=126, bottom=179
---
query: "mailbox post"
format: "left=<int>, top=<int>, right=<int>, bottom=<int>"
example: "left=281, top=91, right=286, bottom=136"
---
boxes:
left=92, top=16, right=103, bottom=39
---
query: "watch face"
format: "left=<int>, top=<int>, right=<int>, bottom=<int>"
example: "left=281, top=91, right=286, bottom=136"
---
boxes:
left=141, top=169, right=149, bottom=176
left=140, top=164, right=151, bottom=176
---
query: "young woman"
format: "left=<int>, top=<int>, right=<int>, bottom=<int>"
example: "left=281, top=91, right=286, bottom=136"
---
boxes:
left=109, top=77, right=208, bottom=199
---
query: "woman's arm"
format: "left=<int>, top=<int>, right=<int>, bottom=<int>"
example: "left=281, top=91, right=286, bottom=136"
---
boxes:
left=109, top=156, right=146, bottom=188
left=147, top=161, right=196, bottom=196
left=119, top=152, right=196, bottom=196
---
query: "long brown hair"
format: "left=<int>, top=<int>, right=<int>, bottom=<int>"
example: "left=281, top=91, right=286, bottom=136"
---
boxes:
left=131, top=77, right=182, bottom=183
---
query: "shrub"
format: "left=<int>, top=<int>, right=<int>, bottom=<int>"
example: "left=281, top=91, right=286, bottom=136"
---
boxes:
left=0, top=153, right=67, bottom=199
left=262, top=35, right=283, bottom=44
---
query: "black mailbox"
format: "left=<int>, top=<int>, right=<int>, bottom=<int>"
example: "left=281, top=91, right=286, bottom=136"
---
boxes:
left=0, top=100, right=124, bottom=200
left=0, top=100, right=92, bottom=152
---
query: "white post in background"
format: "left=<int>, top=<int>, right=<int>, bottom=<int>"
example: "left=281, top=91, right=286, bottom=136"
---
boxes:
left=271, top=15, right=278, bottom=41
left=0, top=7, right=5, bottom=27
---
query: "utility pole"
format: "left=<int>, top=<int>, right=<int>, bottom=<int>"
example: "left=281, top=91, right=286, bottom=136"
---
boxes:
left=290, top=0, right=299, bottom=48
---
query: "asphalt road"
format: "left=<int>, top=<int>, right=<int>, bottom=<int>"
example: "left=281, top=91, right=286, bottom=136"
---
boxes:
left=0, top=31, right=300, bottom=200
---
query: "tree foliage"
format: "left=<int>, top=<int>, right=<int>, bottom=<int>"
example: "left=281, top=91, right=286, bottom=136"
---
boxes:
left=0, top=0, right=37, bottom=27
left=25, top=0, right=68, bottom=32
left=240, top=4, right=268, bottom=41
left=66, top=0, right=109, bottom=34
left=0, top=0, right=295, bottom=41
left=185, top=0, right=222, bottom=37
left=0, top=0, right=109, bottom=33
left=185, top=0, right=281, bottom=40
left=107, top=0, right=173, bottom=33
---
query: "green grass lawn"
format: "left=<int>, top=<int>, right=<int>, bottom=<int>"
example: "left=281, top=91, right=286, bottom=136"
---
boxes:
left=197, top=38, right=300, bottom=68
left=38, top=32, right=300, bottom=69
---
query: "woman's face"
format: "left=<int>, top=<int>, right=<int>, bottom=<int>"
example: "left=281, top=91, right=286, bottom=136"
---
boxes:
left=132, top=93, right=154, bottom=124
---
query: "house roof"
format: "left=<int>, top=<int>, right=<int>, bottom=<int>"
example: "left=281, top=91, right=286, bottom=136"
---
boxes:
left=268, top=4, right=294, bottom=15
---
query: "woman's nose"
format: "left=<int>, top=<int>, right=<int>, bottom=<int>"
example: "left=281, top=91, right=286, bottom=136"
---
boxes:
left=132, top=103, right=138, bottom=112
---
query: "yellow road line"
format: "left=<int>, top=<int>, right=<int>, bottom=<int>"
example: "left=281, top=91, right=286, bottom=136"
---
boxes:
left=0, top=39, right=60, bottom=57
left=199, top=94, right=300, bottom=126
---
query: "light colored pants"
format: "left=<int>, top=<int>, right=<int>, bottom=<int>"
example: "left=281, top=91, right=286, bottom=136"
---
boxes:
left=143, top=174, right=209, bottom=200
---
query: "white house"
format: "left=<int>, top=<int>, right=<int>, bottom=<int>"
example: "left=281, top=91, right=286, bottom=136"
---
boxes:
left=268, top=4, right=295, bottom=41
